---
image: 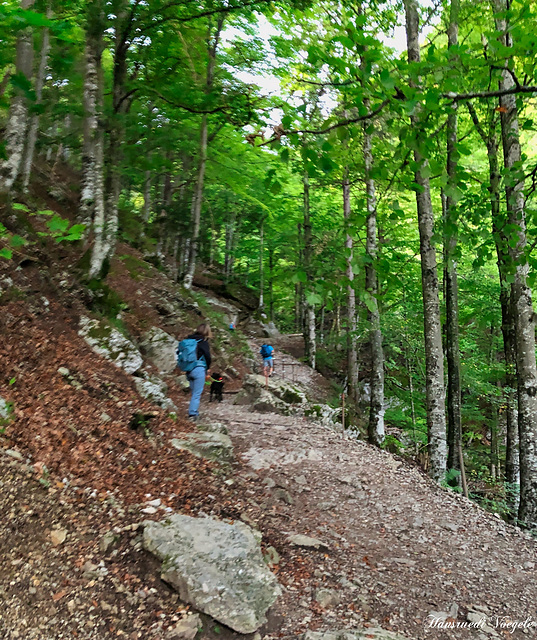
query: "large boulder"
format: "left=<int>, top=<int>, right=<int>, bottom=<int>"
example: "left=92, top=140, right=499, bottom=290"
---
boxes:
left=143, top=514, right=281, bottom=634
left=79, top=316, right=143, bottom=374
left=171, top=431, right=233, bottom=463
left=234, top=375, right=306, bottom=414
left=140, top=327, right=178, bottom=374
left=302, top=630, right=408, bottom=640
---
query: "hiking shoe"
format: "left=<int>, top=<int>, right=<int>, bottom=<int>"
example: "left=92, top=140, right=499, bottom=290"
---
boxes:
left=188, top=415, right=199, bottom=423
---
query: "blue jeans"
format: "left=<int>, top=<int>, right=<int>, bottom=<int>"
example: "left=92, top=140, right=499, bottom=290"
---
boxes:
left=188, top=366, right=206, bottom=417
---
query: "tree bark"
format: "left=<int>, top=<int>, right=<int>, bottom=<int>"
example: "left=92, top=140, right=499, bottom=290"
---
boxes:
left=83, top=1, right=107, bottom=279
left=184, top=16, right=224, bottom=290
left=404, top=0, right=447, bottom=481
left=343, top=167, right=359, bottom=404
left=363, top=121, right=385, bottom=447
left=21, top=9, right=51, bottom=191
left=467, top=101, right=519, bottom=509
left=444, top=0, right=462, bottom=474
left=303, top=171, right=316, bottom=369
left=0, top=0, right=36, bottom=193
left=493, top=0, right=537, bottom=527
left=259, top=217, right=265, bottom=309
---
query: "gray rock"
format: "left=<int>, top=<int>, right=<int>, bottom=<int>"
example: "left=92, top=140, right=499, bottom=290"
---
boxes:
left=302, top=629, right=408, bottom=640
left=165, top=613, right=201, bottom=639
left=171, top=431, right=234, bottom=463
left=140, top=327, right=178, bottom=374
left=314, top=588, right=341, bottom=608
left=286, top=534, right=330, bottom=551
left=5, top=449, right=23, bottom=460
left=261, top=321, right=280, bottom=338
left=100, top=532, right=119, bottom=554
left=197, top=422, right=229, bottom=435
left=0, top=397, right=11, bottom=421
left=134, top=374, right=177, bottom=411
left=79, top=316, right=143, bottom=374
left=177, top=374, right=190, bottom=392
left=143, top=514, right=281, bottom=634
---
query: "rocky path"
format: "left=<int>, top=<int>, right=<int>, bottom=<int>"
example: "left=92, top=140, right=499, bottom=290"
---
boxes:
left=205, top=398, right=537, bottom=640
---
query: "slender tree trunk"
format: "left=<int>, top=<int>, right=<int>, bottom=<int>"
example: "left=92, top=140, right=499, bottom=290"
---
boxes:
left=404, top=0, right=447, bottom=481
left=343, top=167, right=359, bottom=403
left=83, top=2, right=107, bottom=278
left=224, top=207, right=236, bottom=281
left=444, top=0, right=462, bottom=474
left=303, top=171, right=316, bottom=369
left=184, top=17, right=224, bottom=290
left=493, top=0, right=537, bottom=527
left=363, top=120, right=385, bottom=447
left=21, top=10, right=51, bottom=191
left=143, top=169, right=152, bottom=223
left=467, top=102, right=519, bottom=510
left=259, top=217, right=264, bottom=309
left=268, top=246, right=274, bottom=320
left=296, top=222, right=304, bottom=332
left=0, top=0, right=36, bottom=193
left=184, top=114, right=208, bottom=289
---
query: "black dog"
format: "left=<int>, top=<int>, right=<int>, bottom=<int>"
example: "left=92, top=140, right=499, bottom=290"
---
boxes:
left=209, top=373, right=224, bottom=402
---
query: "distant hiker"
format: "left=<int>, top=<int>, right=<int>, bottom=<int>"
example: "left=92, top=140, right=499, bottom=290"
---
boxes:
left=260, top=343, right=274, bottom=386
left=229, top=321, right=236, bottom=331
left=176, top=323, right=212, bottom=421
left=209, top=372, right=224, bottom=402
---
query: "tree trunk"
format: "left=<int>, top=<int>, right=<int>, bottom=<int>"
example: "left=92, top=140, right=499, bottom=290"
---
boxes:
left=467, top=101, right=519, bottom=511
left=404, top=0, right=447, bottom=482
left=0, top=0, right=36, bottom=193
left=143, top=169, right=152, bottom=223
left=343, top=167, right=359, bottom=403
left=268, top=246, right=274, bottom=320
left=493, top=0, right=537, bottom=527
left=83, top=2, right=107, bottom=279
left=363, top=120, right=385, bottom=447
left=444, top=0, right=462, bottom=475
left=303, top=171, right=316, bottom=369
left=21, top=10, right=51, bottom=191
left=224, top=206, right=236, bottom=281
left=184, top=17, right=224, bottom=290
left=259, top=217, right=264, bottom=309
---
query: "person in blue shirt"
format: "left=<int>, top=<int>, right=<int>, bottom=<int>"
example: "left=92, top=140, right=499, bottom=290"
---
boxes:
left=260, top=343, right=275, bottom=382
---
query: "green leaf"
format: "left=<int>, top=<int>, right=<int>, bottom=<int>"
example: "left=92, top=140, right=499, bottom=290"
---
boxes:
left=0, top=248, right=13, bottom=260
left=47, top=215, right=70, bottom=234
left=10, top=235, right=27, bottom=247
left=12, top=203, right=30, bottom=212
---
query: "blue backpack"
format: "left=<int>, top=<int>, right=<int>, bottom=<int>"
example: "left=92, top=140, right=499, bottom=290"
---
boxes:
left=260, top=344, right=272, bottom=358
left=176, top=338, right=204, bottom=372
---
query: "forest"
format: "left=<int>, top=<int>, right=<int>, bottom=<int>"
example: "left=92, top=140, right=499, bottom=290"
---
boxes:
left=2, top=0, right=537, bottom=532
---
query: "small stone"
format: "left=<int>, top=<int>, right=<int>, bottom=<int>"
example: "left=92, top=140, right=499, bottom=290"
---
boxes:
left=165, top=613, right=201, bottom=639
left=100, top=531, right=118, bottom=553
left=100, top=413, right=112, bottom=423
left=50, top=529, right=68, bottom=546
left=287, top=534, right=330, bottom=551
left=141, top=506, right=158, bottom=515
left=263, top=546, right=280, bottom=567
left=314, top=588, right=341, bottom=608
left=57, top=367, right=70, bottom=377
left=4, top=449, right=23, bottom=461
left=294, top=475, right=308, bottom=486
left=274, top=488, right=294, bottom=505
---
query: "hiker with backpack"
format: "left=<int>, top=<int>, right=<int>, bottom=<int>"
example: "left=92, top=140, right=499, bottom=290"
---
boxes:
left=176, top=323, right=212, bottom=421
left=260, top=343, right=274, bottom=385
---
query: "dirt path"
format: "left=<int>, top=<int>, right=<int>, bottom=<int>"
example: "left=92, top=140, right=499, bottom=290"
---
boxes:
left=204, top=347, right=537, bottom=640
